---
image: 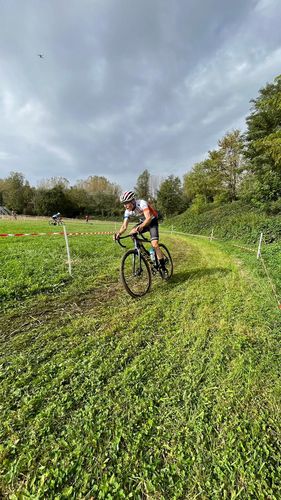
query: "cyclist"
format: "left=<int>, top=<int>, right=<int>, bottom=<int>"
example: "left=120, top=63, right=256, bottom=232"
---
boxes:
left=52, top=212, right=61, bottom=224
left=115, top=190, right=168, bottom=277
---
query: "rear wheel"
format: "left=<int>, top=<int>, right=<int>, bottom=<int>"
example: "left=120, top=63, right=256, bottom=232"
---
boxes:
left=158, top=243, right=173, bottom=279
left=121, top=250, right=152, bottom=298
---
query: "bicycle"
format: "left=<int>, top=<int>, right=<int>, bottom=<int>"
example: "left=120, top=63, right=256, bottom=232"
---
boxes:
left=48, top=218, right=64, bottom=226
left=116, top=233, right=173, bottom=298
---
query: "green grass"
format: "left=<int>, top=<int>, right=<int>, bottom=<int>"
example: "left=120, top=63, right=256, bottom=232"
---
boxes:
left=0, top=217, right=118, bottom=234
left=171, top=201, right=281, bottom=244
left=0, top=219, right=281, bottom=498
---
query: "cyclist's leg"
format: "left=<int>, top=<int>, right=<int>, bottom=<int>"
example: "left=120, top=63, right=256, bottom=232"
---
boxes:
left=148, top=220, right=166, bottom=265
left=149, top=220, right=169, bottom=278
left=140, top=221, right=167, bottom=276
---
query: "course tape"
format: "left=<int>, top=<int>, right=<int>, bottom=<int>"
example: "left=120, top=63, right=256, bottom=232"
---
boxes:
left=0, top=231, right=114, bottom=237
left=231, top=243, right=256, bottom=253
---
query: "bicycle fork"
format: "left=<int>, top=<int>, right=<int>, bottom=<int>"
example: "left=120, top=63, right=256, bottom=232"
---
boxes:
left=132, top=245, right=143, bottom=277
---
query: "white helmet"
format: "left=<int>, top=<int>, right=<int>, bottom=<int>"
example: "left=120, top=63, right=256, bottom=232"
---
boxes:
left=120, top=190, right=135, bottom=203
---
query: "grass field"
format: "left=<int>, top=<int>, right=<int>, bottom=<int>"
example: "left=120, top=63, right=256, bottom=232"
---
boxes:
left=1, top=218, right=281, bottom=498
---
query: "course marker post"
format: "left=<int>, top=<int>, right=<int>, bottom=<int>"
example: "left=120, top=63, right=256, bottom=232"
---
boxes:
left=257, top=232, right=263, bottom=259
left=209, top=228, right=214, bottom=241
left=63, top=225, right=72, bottom=276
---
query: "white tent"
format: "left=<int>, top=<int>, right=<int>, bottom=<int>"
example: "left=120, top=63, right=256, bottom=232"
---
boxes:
left=0, top=206, right=12, bottom=215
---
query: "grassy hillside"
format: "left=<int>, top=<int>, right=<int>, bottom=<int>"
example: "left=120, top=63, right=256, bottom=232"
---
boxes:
left=1, top=219, right=281, bottom=498
left=170, top=202, right=281, bottom=244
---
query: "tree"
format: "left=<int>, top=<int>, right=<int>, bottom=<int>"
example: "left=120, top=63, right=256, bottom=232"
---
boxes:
left=134, top=169, right=150, bottom=199
left=157, top=175, right=185, bottom=217
left=67, top=187, right=92, bottom=216
left=37, top=177, right=70, bottom=190
left=244, top=74, right=281, bottom=202
left=73, top=175, right=121, bottom=216
left=0, top=179, right=5, bottom=205
left=34, top=186, right=72, bottom=216
left=218, top=129, right=246, bottom=201
left=183, top=130, right=246, bottom=207
left=93, top=191, right=120, bottom=217
left=184, top=159, right=212, bottom=204
left=1, top=172, right=33, bottom=213
left=75, top=176, right=121, bottom=197
left=183, top=151, right=224, bottom=204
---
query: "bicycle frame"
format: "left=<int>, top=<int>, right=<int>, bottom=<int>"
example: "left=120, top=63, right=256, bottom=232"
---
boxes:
left=117, top=234, right=159, bottom=273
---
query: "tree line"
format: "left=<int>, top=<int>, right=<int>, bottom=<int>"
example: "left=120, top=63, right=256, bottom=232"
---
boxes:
left=1, top=74, right=280, bottom=218
left=183, top=74, right=281, bottom=215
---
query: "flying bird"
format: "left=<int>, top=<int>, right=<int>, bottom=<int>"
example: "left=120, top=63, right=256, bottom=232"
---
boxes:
left=38, top=54, right=44, bottom=58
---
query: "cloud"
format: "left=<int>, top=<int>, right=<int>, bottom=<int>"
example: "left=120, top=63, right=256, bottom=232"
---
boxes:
left=0, top=0, right=280, bottom=189
left=0, top=151, right=17, bottom=161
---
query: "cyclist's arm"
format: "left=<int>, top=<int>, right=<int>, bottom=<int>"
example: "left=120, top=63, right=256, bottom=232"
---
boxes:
left=117, top=218, right=129, bottom=236
left=137, top=208, right=153, bottom=231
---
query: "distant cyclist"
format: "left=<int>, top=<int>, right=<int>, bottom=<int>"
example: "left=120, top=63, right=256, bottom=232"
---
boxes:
left=52, top=212, right=62, bottom=224
left=115, top=190, right=168, bottom=277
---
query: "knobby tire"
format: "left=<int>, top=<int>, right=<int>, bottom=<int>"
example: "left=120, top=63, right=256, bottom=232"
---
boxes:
left=121, top=250, right=152, bottom=298
left=158, top=243, right=173, bottom=279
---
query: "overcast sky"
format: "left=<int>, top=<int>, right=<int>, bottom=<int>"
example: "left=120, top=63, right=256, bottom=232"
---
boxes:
left=0, top=0, right=280, bottom=190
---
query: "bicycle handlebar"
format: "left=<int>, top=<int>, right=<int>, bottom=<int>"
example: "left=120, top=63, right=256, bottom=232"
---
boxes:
left=115, top=232, right=150, bottom=248
left=116, top=237, right=127, bottom=248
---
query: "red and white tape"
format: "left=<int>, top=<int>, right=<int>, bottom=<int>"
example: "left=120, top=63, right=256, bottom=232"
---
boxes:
left=0, top=231, right=114, bottom=238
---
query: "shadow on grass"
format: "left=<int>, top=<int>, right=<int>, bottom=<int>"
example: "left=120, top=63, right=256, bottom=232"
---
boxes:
left=168, top=266, right=231, bottom=286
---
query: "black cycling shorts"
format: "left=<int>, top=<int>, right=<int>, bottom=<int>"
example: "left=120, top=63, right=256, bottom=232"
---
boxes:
left=139, top=217, right=159, bottom=241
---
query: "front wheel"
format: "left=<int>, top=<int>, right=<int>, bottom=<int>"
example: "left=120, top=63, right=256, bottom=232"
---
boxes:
left=121, top=250, right=152, bottom=298
left=158, top=243, right=173, bottom=279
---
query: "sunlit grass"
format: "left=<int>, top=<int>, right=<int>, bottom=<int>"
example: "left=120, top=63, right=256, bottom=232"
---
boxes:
left=0, top=220, right=280, bottom=498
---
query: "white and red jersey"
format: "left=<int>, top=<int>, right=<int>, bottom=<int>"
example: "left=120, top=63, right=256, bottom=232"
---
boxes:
left=124, top=199, right=158, bottom=220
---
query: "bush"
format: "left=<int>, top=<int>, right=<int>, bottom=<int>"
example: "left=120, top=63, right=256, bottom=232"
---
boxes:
left=170, top=201, right=281, bottom=244
left=265, top=199, right=281, bottom=215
